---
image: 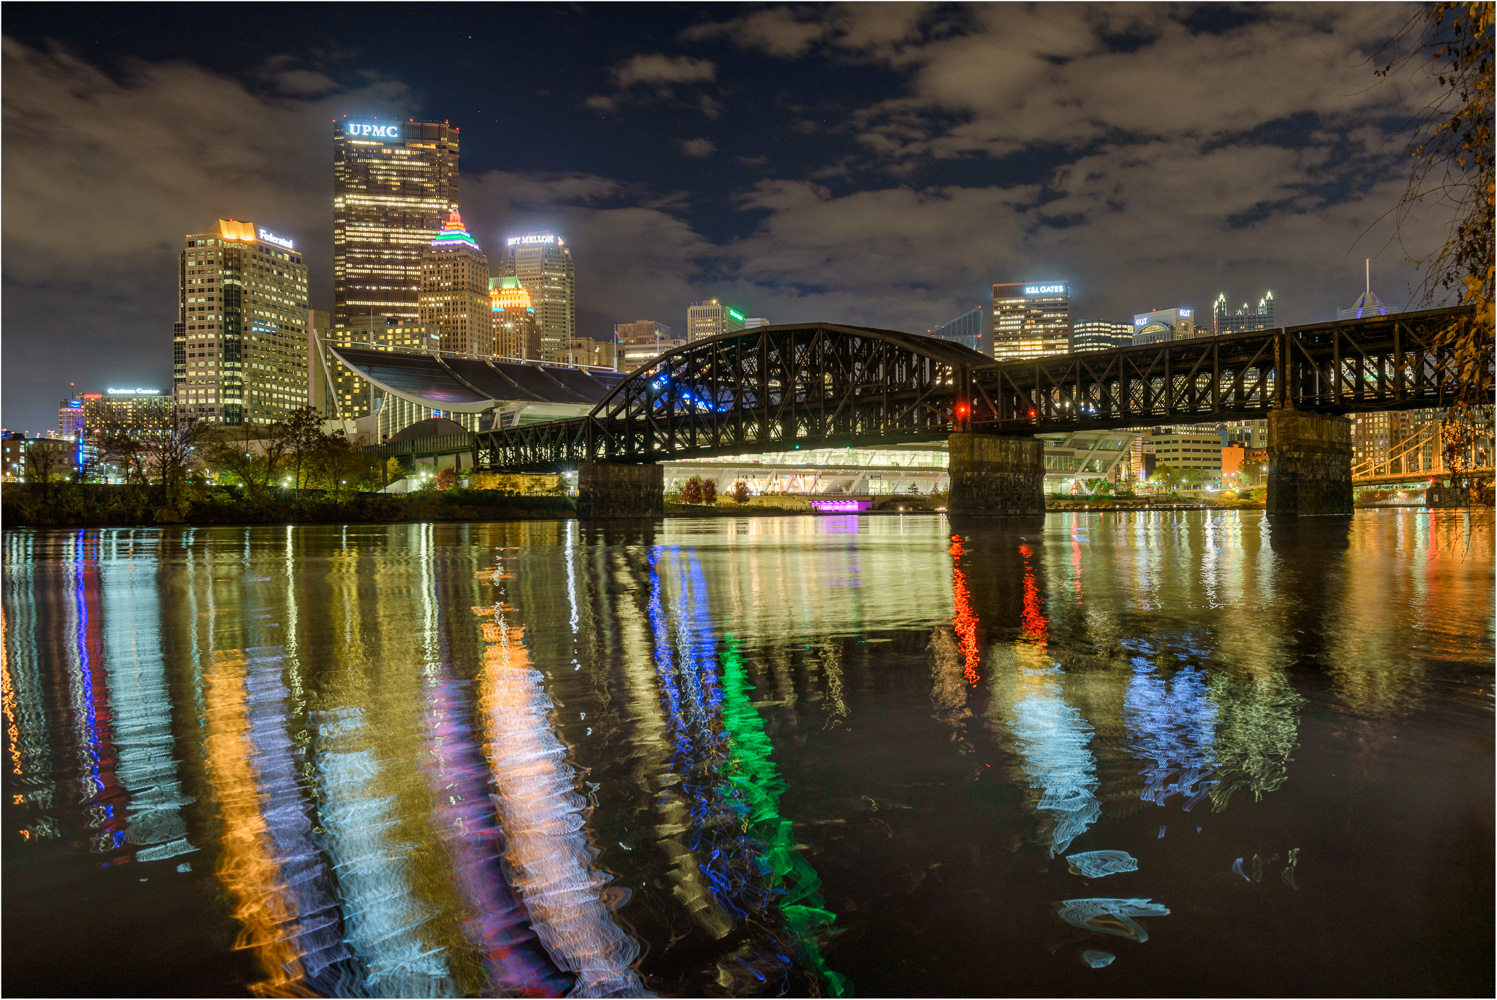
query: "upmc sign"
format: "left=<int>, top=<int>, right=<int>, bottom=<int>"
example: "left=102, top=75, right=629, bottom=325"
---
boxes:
left=345, top=122, right=400, bottom=139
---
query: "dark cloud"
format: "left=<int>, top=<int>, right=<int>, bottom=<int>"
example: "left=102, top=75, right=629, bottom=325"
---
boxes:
left=677, top=138, right=717, bottom=158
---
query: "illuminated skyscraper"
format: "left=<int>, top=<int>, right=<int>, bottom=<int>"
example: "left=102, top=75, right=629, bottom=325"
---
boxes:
left=173, top=219, right=309, bottom=425
left=992, top=282, right=1071, bottom=360
left=686, top=299, right=745, bottom=342
left=489, top=277, right=542, bottom=361
left=497, top=234, right=574, bottom=355
left=333, top=118, right=460, bottom=329
left=419, top=211, right=491, bottom=356
left=1071, top=319, right=1133, bottom=352
left=1212, top=290, right=1274, bottom=335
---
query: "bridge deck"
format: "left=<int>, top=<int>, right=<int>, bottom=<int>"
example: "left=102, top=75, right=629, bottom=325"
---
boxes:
left=449, top=307, right=1482, bottom=471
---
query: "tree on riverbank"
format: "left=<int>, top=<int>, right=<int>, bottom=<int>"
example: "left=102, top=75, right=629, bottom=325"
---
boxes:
left=1381, top=2, right=1494, bottom=494
left=199, top=408, right=382, bottom=501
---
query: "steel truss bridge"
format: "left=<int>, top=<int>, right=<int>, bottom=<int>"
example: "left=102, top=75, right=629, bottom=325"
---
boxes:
left=476, top=307, right=1482, bottom=471
left=1351, top=415, right=1494, bottom=485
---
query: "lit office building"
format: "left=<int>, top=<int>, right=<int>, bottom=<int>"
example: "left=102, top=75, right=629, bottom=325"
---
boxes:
left=742, top=317, right=772, bottom=329
left=545, top=337, right=616, bottom=370
left=314, top=315, right=436, bottom=420
left=1213, top=291, right=1275, bottom=335
left=173, top=219, right=309, bottom=425
left=58, top=398, right=85, bottom=439
left=992, top=282, right=1071, bottom=360
left=497, top=233, right=575, bottom=355
left=1143, top=428, right=1224, bottom=480
left=687, top=299, right=746, bottom=342
left=1131, top=307, right=1197, bottom=345
left=616, top=321, right=684, bottom=369
left=927, top=307, right=988, bottom=356
left=1071, top=319, right=1133, bottom=352
left=83, top=389, right=173, bottom=438
left=490, top=277, right=543, bottom=361
left=333, top=117, right=459, bottom=329
left=616, top=320, right=673, bottom=348
left=419, top=211, right=491, bottom=356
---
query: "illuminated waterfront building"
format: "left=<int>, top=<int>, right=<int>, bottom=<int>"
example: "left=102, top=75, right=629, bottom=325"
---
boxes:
left=83, top=389, right=173, bottom=439
left=1131, top=307, right=1197, bottom=345
left=687, top=300, right=746, bottom=343
left=333, top=117, right=460, bottom=329
left=497, top=233, right=574, bottom=355
left=58, top=398, right=85, bottom=439
left=173, top=219, right=309, bottom=425
left=489, top=277, right=543, bottom=361
left=420, top=211, right=492, bottom=356
left=315, top=316, right=438, bottom=420
left=1071, top=319, right=1133, bottom=352
left=1141, top=428, right=1224, bottom=480
left=992, top=282, right=1071, bottom=360
left=1213, top=291, right=1275, bottom=335
left=927, top=307, right=988, bottom=356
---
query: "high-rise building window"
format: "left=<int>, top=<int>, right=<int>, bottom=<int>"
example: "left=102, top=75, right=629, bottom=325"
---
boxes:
left=992, top=282, right=1070, bottom=360
left=497, top=233, right=575, bottom=357
left=686, top=300, right=746, bottom=343
left=1212, top=291, right=1275, bottom=335
left=171, top=219, right=308, bottom=426
left=333, top=118, right=459, bottom=330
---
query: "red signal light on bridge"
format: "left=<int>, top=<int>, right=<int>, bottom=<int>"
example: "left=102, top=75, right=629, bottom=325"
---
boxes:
left=1028, top=409, right=1037, bottom=417
left=955, top=402, right=969, bottom=416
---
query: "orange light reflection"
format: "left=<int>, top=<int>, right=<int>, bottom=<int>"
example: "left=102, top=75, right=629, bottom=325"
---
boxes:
left=949, top=535, right=982, bottom=685
left=203, top=651, right=308, bottom=998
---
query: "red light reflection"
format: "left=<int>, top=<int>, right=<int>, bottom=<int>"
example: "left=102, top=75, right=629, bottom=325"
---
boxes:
left=1018, top=543, right=1049, bottom=646
left=949, top=535, right=982, bottom=685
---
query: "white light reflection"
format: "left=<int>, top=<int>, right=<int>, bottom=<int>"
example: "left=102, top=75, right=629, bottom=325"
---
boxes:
left=476, top=580, right=647, bottom=997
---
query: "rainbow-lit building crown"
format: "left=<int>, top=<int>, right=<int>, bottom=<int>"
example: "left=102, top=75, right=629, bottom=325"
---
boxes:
left=431, top=210, right=480, bottom=250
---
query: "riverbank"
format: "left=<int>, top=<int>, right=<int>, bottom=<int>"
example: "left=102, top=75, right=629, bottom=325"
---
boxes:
left=0, top=483, right=574, bottom=528
left=7, top=482, right=1482, bottom=528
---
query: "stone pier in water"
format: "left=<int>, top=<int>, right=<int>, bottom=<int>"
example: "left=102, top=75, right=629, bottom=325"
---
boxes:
left=946, top=432, right=1045, bottom=516
left=1266, top=409, right=1353, bottom=516
left=577, top=462, right=664, bottom=519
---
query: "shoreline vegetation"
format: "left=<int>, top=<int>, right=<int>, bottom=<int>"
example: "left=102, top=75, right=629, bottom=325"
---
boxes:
left=4, top=482, right=1474, bottom=529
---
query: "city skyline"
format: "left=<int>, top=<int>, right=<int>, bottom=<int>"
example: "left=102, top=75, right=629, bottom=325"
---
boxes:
left=2, top=4, right=1458, bottom=430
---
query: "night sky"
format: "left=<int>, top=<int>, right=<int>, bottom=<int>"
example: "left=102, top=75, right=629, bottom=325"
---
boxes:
left=2, top=2, right=1450, bottom=431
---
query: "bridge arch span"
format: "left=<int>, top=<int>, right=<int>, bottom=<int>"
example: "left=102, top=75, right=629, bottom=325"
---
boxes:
left=480, top=323, right=994, bottom=468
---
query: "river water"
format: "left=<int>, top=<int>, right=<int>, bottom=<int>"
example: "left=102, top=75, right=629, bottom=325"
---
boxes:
left=2, top=511, right=1492, bottom=997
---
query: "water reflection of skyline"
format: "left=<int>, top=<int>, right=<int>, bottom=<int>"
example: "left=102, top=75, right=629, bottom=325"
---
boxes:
left=1, top=512, right=1492, bottom=995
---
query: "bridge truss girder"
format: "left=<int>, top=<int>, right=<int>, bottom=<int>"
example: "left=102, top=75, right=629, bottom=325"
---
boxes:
left=475, top=308, right=1480, bottom=471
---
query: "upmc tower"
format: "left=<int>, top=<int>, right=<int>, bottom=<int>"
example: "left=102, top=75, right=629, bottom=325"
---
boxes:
left=991, top=281, right=1071, bottom=360
left=332, top=118, right=459, bottom=329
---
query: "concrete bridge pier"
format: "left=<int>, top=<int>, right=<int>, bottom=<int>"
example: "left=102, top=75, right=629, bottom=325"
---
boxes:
left=577, top=462, right=664, bottom=518
left=1266, top=409, right=1353, bottom=516
left=946, top=432, right=1046, bottom=516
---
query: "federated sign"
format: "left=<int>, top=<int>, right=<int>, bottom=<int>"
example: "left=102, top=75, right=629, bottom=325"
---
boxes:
left=1024, top=284, right=1066, bottom=296
left=345, top=122, right=400, bottom=139
left=258, top=229, right=294, bottom=250
left=506, top=234, right=556, bottom=246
